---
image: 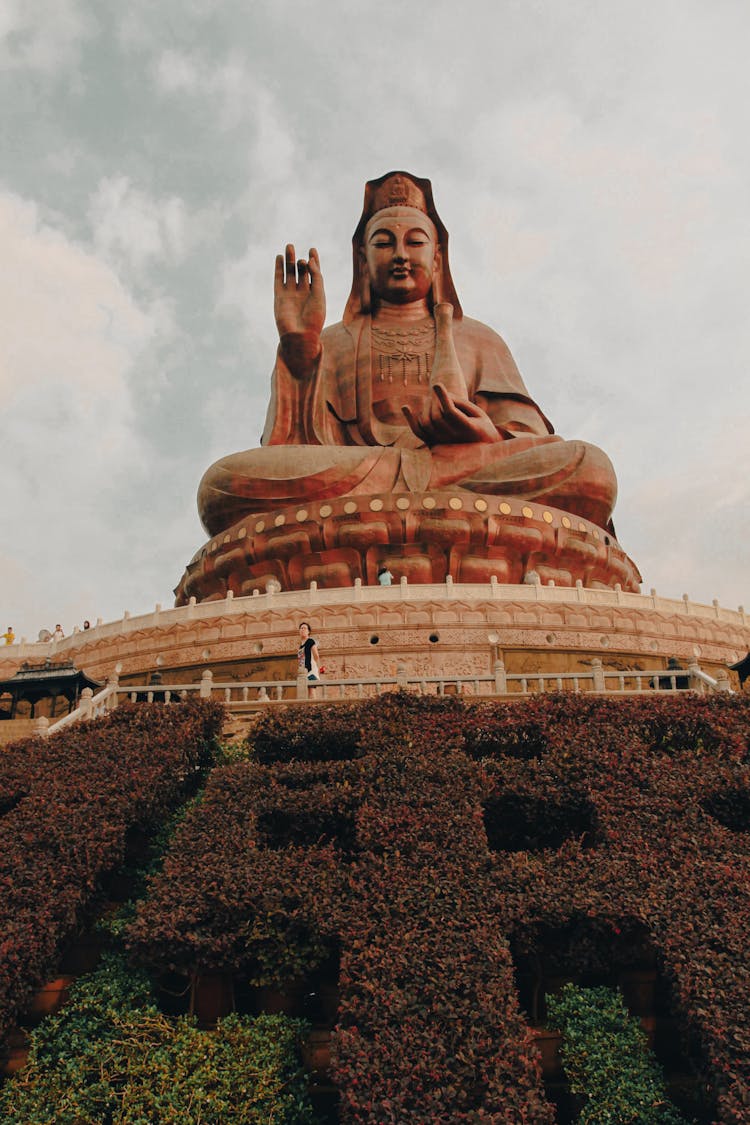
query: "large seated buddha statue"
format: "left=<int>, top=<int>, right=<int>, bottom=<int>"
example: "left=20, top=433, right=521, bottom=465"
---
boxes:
left=176, top=172, right=640, bottom=603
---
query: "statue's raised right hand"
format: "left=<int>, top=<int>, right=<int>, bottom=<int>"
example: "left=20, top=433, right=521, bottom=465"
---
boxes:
left=274, top=245, right=326, bottom=339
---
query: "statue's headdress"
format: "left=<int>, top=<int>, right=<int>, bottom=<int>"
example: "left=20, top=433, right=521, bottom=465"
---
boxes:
left=344, top=170, right=462, bottom=324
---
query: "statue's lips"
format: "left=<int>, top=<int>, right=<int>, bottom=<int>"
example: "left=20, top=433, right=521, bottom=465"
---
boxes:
left=390, top=267, right=411, bottom=278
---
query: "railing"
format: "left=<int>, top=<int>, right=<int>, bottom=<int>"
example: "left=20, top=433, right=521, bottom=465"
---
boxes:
left=4, top=579, right=748, bottom=658
left=40, top=659, right=730, bottom=736
left=42, top=681, right=120, bottom=736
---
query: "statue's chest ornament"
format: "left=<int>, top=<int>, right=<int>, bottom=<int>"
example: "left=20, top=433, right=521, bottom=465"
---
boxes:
left=371, top=321, right=435, bottom=386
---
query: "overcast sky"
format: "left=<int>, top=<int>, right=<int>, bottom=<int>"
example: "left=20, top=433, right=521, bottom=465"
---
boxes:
left=2, top=0, right=748, bottom=642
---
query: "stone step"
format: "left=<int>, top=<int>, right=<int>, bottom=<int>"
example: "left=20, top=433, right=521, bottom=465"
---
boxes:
left=221, top=708, right=264, bottom=745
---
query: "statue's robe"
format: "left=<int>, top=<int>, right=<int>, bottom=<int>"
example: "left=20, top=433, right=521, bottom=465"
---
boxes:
left=197, top=315, right=617, bottom=537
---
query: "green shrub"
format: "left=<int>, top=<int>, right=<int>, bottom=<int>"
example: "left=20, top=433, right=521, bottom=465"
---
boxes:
left=548, top=982, right=690, bottom=1124
left=0, top=954, right=317, bottom=1124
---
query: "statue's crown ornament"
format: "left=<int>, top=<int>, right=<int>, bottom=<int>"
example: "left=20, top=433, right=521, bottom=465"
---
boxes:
left=371, top=173, right=428, bottom=214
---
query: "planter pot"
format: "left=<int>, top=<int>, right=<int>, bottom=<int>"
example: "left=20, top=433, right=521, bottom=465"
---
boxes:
left=26, top=975, right=74, bottom=1023
left=190, top=972, right=235, bottom=1027
left=532, top=1027, right=563, bottom=1081
left=0, top=1029, right=30, bottom=1077
left=301, top=1029, right=332, bottom=1076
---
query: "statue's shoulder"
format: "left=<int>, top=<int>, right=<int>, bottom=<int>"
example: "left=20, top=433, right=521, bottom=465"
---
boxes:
left=455, top=315, right=515, bottom=359
left=320, top=319, right=364, bottom=364
left=321, top=320, right=356, bottom=348
left=321, top=320, right=348, bottom=341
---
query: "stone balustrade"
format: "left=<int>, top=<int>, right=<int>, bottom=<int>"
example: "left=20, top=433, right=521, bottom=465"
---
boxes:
left=40, top=657, right=729, bottom=737
left=3, top=579, right=747, bottom=659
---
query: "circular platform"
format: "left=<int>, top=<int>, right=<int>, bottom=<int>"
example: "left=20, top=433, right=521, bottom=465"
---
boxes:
left=2, top=584, right=747, bottom=696
left=174, top=492, right=641, bottom=605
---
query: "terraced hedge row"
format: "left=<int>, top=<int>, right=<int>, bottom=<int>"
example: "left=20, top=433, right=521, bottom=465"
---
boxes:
left=128, top=692, right=750, bottom=1123
left=0, top=700, right=223, bottom=1043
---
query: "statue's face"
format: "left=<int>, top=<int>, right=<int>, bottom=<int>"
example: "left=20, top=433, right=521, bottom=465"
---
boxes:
left=363, top=207, right=438, bottom=305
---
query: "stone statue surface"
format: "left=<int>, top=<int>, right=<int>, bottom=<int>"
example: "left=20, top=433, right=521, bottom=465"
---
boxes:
left=177, top=172, right=638, bottom=603
left=199, top=171, right=617, bottom=534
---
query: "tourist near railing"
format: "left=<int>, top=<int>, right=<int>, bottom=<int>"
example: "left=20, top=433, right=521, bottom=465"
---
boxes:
left=35, top=658, right=730, bottom=737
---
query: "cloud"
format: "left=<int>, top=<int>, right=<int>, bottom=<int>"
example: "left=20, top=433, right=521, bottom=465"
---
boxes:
left=0, top=0, right=95, bottom=75
left=154, top=47, right=296, bottom=145
left=0, top=191, right=152, bottom=405
left=0, top=190, right=158, bottom=638
left=88, top=175, right=189, bottom=274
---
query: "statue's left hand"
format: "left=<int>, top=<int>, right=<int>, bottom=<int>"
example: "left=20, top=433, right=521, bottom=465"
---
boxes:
left=402, top=383, right=501, bottom=446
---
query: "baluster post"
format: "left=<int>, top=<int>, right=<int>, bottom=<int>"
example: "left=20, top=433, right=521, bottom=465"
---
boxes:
left=591, top=657, right=605, bottom=692
left=79, top=687, right=94, bottom=721
left=494, top=659, right=507, bottom=694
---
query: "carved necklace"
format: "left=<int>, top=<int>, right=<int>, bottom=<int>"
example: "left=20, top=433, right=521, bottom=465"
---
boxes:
left=371, top=319, right=435, bottom=386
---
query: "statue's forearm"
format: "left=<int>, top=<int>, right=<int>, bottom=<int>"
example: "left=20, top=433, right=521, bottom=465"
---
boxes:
left=279, top=331, right=322, bottom=380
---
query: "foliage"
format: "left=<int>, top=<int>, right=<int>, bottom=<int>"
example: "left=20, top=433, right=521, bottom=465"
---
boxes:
left=0, top=953, right=316, bottom=1124
left=0, top=700, right=223, bottom=1043
left=127, top=759, right=348, bottom=983
left=250, top=705, right=366, bottom=763
left=7, top=691, right=750, bottom=1120
left=548, top=983, right=689, bottom=1124
left=128, top=691, right=750, bottom=1122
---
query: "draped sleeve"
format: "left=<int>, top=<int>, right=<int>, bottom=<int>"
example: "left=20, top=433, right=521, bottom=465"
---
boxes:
left=456, top=317, right=554, bottom=436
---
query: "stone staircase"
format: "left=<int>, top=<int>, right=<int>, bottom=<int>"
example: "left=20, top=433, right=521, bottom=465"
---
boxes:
left=221, top=708, right=262, bottom=744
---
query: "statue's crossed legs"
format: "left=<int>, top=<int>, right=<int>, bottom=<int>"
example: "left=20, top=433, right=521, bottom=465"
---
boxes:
left=198, top=436, right=617, bottom=537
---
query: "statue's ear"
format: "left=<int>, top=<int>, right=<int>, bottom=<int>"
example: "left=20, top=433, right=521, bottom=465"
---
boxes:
left=358, top=250, right=372, bottom=313
left=432, top=246, right=444, bottom=306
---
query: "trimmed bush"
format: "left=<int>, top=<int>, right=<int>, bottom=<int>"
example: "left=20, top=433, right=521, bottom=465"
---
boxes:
left=548, top=982, right=688, bottom=1124
left=0, top=953, right=316, bottom=1124
left=128, top=693, right=750, bottom=1121
left=0, top=700, right=223, bottom=1042
left=6, top=692, right=748, bottom=1120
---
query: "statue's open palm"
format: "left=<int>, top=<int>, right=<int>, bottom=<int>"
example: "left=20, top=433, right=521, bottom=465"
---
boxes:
left=274, top=245, right=326, bottom=338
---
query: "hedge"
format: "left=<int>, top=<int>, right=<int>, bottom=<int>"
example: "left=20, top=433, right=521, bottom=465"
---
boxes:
left=0, top=699, right=223, bottom=1044
left=124, top=691, right=750, bottom=1121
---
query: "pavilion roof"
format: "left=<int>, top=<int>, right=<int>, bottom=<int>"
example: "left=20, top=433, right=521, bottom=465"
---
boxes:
left=729, top=652, right=750, bottom=685
left=0, top=659, right=102, bottom=699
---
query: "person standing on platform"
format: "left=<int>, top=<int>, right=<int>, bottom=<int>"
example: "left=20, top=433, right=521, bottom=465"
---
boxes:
left=2, top=626, right=14, bottom=645
left=297, top=622, right=321, bottom=682
left=377, top=566, right=394, bottom=586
